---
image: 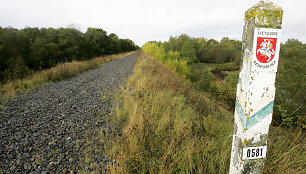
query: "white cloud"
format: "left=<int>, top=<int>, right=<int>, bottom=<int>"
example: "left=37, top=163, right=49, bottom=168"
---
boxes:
left=0, top=0, right=305, bottom=45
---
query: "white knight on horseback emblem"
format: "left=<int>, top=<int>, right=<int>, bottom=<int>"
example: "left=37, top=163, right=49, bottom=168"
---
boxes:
left=256, top=39, right=275, bottom=62
left=255, top=37, right=277, bottom=63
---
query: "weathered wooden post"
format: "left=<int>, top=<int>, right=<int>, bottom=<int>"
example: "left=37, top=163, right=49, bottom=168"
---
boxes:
left=229, top=0, right=283, bottom=173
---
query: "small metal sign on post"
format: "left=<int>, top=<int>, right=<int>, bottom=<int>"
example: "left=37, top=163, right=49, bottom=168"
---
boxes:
left=230, top=1, right=283, bottom=173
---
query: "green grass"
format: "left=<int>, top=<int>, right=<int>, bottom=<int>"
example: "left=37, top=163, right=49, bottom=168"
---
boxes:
left=104, top=52, right=231, bottom=173
left=100, top=52, right=305, bottom=173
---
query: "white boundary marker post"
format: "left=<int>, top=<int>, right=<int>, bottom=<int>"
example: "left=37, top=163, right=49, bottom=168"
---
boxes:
left=229, top=1, right=283, bottom=173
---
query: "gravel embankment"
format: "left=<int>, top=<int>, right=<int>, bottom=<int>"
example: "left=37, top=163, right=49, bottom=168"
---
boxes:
left=0, top=52, right=138, bottom=173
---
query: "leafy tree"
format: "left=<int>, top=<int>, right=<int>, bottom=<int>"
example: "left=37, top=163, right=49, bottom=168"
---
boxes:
left=180, top=40, right=198, bottom=63
left=163, top=36, right=178, bottom=52
left=176, top=34, right=192, bottom=50
left=206, top=38, right=219, bottom=45
left=84, top=28, right=109, bottom=58
left=109, top=33, right=118, bottom=39
left=0, top=28, right=29, bottom=81
left=58, top=28, right=84, bottom=61
left=220, top=37, right=230, bottom=44
left=193, top=37, right=208, bottom=62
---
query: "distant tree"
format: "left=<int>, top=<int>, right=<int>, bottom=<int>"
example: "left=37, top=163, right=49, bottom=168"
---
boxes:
left=109, top=33, right=118, bottom=39
left=20, top=27, right=41, bottom=68
left=58, top=28, right=83, bottom=61
left=84, top=28, right=109, bottom=57
left=165, top=36, right=178, bottom=51
left=110, top=38, right=122, bottom=54
left=220, top=37, right=230, bottom=45
left=66, top=23, right=82, bottom=31
left=176, top=34, right=192, bottom=50
left=180, top=40, right=198, bottom=63
left=193, top=37, right=208, bottom=62
left=0, top=27, right=30, bottom=81
left=207, top=38, right=218, bottom=46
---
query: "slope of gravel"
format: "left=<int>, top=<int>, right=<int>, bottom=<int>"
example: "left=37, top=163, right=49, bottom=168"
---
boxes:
left=0, top=52, right=138, bottom=173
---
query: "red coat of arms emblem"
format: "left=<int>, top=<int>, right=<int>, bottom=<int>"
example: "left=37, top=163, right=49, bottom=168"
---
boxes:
left=256, top=37, right=277, bottom=63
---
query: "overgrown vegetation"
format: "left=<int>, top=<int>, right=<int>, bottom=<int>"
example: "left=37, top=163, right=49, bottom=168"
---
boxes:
left=143, top=34, right=305, bottom=128
left=0, top=52, right=133, bottom=105
left=142, top=42, right=190, bottom=78
left=103, top=52, right=305, bottom=173
left=106, top=52, right=233, bottom=173
left=189, top=39, right=305, bottom=128
left=274, top=39, right=306, bottom=127
left=0, top=27, right=138, bottom=83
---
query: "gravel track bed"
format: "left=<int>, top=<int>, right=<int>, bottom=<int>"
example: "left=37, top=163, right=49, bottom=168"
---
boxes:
left=0, top=52, right=138, bottom=173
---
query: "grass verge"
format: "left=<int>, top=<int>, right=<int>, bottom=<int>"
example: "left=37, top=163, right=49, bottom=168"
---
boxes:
left=0, top=52, right=134, bottom=105
left=103, top=52, right=305, bottom=173
left=105, top=52, right=232, bottom=173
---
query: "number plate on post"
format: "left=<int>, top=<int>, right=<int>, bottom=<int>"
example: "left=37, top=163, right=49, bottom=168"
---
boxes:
left=242, top=146, right=267, bottom=160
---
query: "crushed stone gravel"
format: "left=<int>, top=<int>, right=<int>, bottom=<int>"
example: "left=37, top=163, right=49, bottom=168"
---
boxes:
left=0, top=52, right=138, bottom=173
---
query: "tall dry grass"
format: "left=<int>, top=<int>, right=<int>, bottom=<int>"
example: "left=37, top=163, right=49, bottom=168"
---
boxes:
left=105, top=52, right=233, bottom=173
left=102, top=52, right=305, bottom=173
left=0, top=52, right=134, bottom=105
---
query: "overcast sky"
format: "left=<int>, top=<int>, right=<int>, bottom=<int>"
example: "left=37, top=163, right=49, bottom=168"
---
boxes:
left=1, top=0, right=305, bottom=46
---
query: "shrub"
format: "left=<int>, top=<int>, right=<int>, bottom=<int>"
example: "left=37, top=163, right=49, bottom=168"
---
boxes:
left=224, top=71, right=239, bottom=86
left=142, top=42, right=166, bottom=62
left=194, top=68, right=215, bottom=91
left=167, top=50, right=181, bottom=60
left=165, top=58, right=190, bottom=79
left=210, top=81, right=236, bottom=108
left=142, top=42, right=190, bottom=79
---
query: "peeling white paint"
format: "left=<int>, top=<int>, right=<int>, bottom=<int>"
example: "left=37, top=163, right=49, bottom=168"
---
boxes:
left=229, top=1, right=283, bottom=173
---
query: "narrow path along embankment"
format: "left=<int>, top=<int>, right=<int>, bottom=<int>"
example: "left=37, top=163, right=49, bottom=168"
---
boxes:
left=0, top=52, right=139, bottom=173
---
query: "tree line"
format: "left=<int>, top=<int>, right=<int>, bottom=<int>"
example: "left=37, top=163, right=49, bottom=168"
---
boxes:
left=0, top=27, right=138, bottom=83
left=153, top=34, right=242, bottom=64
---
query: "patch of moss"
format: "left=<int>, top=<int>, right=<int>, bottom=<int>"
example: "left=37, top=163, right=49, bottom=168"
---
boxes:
left=245, top=0, right=283, bottom=28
